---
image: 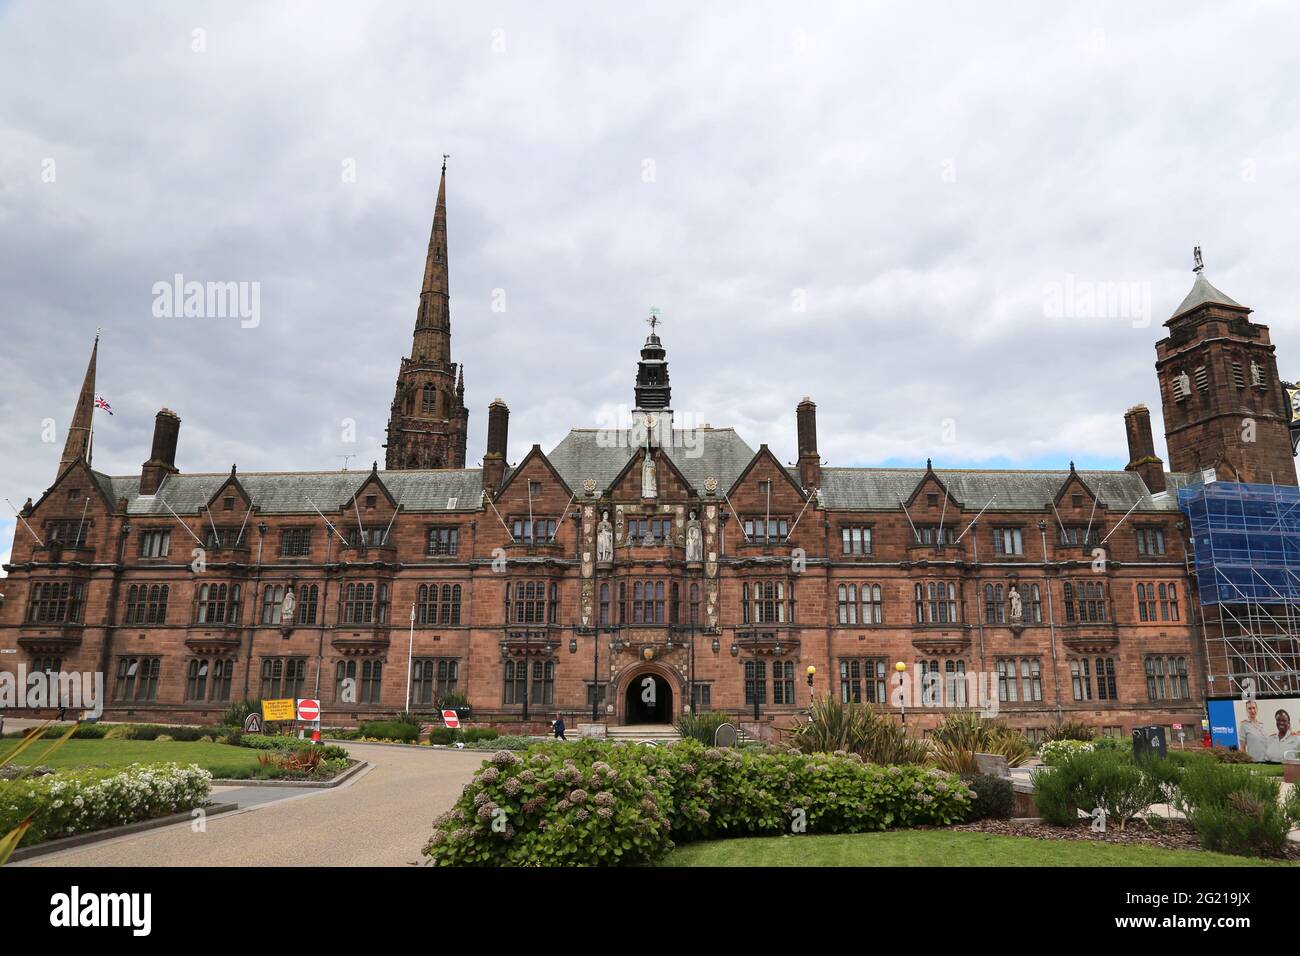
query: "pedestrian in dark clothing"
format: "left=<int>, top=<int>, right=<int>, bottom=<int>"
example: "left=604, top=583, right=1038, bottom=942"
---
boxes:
left=552, top=715, right=566, bottom=740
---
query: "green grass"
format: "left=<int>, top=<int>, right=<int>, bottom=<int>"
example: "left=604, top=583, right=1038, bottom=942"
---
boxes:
left=661, top=829, right=1299, bottom=867
left=1, top=738, right=265, bottom=778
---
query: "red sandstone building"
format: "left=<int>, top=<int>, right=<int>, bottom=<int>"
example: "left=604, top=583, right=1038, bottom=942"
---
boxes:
left=4, top=171, right=1296, bottom=738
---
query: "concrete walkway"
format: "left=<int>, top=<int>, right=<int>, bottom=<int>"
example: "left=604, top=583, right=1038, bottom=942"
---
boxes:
left=14, top=742, right=485, bottom=867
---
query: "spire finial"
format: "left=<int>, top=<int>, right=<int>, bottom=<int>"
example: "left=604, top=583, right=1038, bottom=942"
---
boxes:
left=442, top=153, right=449, bottom=173
left=646, top=307, right=661, bottom=334
left=1193, top=245, right=1204, bottom=274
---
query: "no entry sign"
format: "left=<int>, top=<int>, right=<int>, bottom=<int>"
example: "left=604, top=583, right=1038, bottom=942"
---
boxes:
left=296, top=698, right=321, bottom=722
left=442, top=709, right=460, bottom=729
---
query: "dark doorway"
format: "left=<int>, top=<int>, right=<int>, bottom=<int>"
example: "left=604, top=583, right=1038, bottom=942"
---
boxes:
left=624, top=673, right=673, bottom=724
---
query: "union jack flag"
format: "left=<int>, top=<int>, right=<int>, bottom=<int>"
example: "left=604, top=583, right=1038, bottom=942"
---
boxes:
left=94, top=395, right=113, bottom=415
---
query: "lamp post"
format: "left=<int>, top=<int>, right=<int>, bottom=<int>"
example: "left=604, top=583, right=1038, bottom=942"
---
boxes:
left=806, top=665, right=816, bottom=710
left=894, top=660, right=908, bottom=727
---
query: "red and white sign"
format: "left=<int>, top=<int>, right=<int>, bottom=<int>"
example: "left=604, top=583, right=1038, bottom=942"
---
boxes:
left=441, top=709, right=460, bottom=729
left=296, top=698, right=321, bottom=722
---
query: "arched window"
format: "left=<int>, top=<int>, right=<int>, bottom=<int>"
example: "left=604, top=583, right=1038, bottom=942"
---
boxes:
left=421, top=385, right=437, bottom=414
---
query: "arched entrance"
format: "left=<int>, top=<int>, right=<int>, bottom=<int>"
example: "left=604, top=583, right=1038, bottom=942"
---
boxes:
left=623, top=671, right=674, bottom=724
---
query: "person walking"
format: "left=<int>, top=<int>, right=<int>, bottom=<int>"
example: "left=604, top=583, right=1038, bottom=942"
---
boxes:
left=551, top=714, right=566, bottom=740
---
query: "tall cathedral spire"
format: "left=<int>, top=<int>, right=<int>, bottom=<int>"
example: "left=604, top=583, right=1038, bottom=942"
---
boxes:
left=59, top=335, right=98, bottom=475
left=412, top=156, right=451, bottom=366
left=384, top=157, right=469, bottom=470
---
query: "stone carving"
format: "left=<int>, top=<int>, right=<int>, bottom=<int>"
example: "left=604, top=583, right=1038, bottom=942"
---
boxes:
left=596, top=511, right=614, bottom=563
left=641, top=449, right=657, bottom=498
left=583, top=477, right=597, bottom=496
left=1008, top=586, right=1023, bottom=622
left=281, top=588, right=296, bottom=620
left=686, top=511, right=703, bottom=562
left=704, top=476, right=718, bottom=495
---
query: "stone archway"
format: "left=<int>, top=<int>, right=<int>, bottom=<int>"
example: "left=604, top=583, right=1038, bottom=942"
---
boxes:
left=617, top=662, right=680, bottom=725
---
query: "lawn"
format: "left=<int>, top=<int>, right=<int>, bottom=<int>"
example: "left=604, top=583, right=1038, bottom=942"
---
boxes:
left=1, top=738, right=265, bottom=779
left=661, top=829, right=1298, bottom=867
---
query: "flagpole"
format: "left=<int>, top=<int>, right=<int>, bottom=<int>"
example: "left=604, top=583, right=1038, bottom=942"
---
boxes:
left=405, top=603, right=416, bottom=714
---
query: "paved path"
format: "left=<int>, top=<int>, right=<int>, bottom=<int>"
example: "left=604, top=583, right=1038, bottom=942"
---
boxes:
left=17, top=743, right=485, bottom=867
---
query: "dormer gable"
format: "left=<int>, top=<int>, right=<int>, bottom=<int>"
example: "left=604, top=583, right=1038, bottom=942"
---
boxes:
left=605, top=445, right=693, bottom=500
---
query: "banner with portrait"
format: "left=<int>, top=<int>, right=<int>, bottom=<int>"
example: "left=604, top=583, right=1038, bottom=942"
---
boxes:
left=1207, top=696, right=1300, bottom=762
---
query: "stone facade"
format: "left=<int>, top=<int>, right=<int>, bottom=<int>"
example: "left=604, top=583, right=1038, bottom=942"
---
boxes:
left=3, top=210, right=1291, bottom=739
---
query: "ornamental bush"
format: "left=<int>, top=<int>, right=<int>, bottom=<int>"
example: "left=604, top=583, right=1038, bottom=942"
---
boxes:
left=237, top=735, right=348, bottom=761
left=1033, top=750, right=1159, bottom=830
left=1038, top=738, right=1095, bottom=766
left=964, top=774, right=1015, bottom=820
left=358, top=721, right=419, bottom=742
left=1174, top=759, right=1300, bottom=857
left=423, top=739, right=973, bottom=867
left=0, top=763, right=211, bottom=846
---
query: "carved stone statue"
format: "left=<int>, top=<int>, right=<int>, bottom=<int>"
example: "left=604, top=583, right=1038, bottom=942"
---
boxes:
left=685, top=511, right=703, bottom=562
left=1008, top=586, right=1023, bottom=622
left=596, top=511, right=614, bottom=562
left=641, top=449, right=657, bottom=498
left=281, top=588, right=296, bottom=621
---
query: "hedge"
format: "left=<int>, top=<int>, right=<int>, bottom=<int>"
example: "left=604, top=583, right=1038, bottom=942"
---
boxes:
left=0, top=763, right=212, bottom=846
left=359, top=721, right=419, bottom=742
left=423, top=739, right=973, bottom=866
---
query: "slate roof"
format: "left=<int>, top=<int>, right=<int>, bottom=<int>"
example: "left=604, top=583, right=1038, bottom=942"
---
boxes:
left=84, top=450, right=1191, bottom=518
left=94, top=469, right=486, bottom=515
left=814, top=467, right=1187, bottom=513
left=545, top=428, right=757, bottom=493
left=1171, top=272, right=1245, bottom=320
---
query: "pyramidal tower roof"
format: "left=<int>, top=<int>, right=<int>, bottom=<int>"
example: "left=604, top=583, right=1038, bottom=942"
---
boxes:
left=1170, top=270, right=1246, bottom=321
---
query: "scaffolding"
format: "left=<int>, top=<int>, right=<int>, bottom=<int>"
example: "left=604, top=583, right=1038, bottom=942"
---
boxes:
left=1179, top=480, right=1300, bottom=696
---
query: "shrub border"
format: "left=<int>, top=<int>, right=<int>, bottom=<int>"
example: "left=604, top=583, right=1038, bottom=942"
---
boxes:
left=7, top=802, right=239, bottom=863
left=208, top=759, right=369, bottom=788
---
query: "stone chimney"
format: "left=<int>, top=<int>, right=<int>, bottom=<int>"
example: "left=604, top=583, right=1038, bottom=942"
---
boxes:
left=482, top=399, right=509, bottom=492
left=1123, top=404, right=1166, bottom=494
left=796, top=397, right=821, bottom=490
left=140, top=409, right=181, bottom=495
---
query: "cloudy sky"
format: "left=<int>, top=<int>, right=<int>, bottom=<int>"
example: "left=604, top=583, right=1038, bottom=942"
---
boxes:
left=3, top=0, right=1300, bottom=568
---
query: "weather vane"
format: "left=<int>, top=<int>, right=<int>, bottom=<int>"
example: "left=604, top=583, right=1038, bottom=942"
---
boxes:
left=646, top=307, right=662, bottom=333
left=1193, top=245, right=1203, bottom=274
left=442, top=153, right=449, bottom=172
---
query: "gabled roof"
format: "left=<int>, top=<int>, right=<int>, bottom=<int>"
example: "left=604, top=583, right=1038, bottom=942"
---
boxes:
left=495, top=445, right=573, bottom=501
left=204, top=468, right=252, bottom=512
left=815, top=467, right=1182, bottom=512
left=1170, top=272, right=1247, bottom=321
left=547, top=427, right=756, bottom=493
left=902, top=460, right=962, bottom=509
left=1051, top=464, right=1099, bottom=507
left=29, top=459, right=116, bottom=515
left=726, top=444, right=807, bottom=500
left=100, top=469, right=485, bottom=516
left=602, top=444, right=696, bottom=498
left=340, top=465, right=398, bottom=511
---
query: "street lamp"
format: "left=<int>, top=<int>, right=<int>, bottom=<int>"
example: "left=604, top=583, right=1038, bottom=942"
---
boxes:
left=806, top=665, right=816, bottom=709
left=894, top=661, right=908, bottom=727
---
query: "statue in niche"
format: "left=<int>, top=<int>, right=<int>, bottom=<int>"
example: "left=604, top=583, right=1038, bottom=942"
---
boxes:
left=685, top=511, right=703, bottom=562
left=596, top=511, right=614, bottom=562
left=281, top=588, right=297, bottom=621
left=1008, top=586, right=1023, bottom=622
left=641, top=448, right=657, bottom=498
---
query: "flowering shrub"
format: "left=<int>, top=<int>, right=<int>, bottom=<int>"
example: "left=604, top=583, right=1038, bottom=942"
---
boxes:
left=423, top=739, right=973, bottom=866
left=0, top=763, right=211, bottom=846
left=1038, top=738, right=1095, bottom=765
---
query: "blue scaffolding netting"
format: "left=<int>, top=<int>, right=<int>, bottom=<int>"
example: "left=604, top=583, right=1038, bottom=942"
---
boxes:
left=1178, top=480, right=1300, bottom=606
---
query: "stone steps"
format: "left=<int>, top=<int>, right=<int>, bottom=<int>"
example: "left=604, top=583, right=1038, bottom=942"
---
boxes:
left=606, top=724, right=682, bottom=743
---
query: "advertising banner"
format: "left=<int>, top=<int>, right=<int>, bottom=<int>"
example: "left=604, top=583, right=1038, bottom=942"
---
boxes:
left=1207, top=696, right=1300, bottom=762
